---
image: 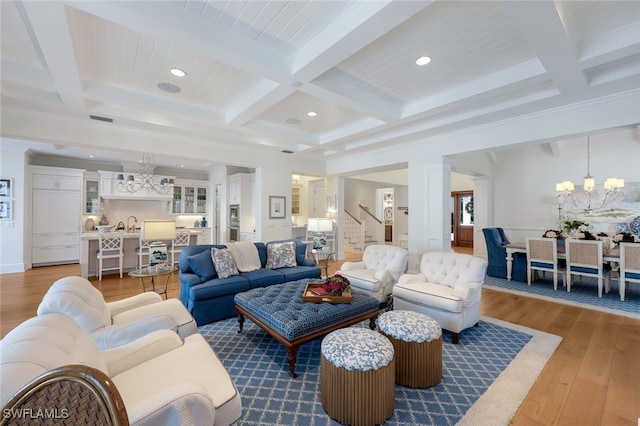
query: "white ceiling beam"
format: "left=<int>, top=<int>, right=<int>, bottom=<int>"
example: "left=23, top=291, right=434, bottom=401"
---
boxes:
left=21, top=1, right=85, bottom=111
left=503, top=1, right=588, bottom=94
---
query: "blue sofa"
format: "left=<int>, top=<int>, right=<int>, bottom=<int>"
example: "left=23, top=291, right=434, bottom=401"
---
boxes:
left=178, top=239, right=321, bottom=325
left=482, top=227, right=527, bottom=282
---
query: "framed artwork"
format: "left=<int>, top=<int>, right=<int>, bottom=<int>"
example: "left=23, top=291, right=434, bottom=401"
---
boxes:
left=0, top=178, right=12, bottom=197
left=269, top=195, right=286, bottom=219
left=0, top=200, right=12, bottom=220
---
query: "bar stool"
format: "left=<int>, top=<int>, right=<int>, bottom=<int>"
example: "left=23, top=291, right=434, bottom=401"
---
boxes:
left=169, top=231, right=191, bottom=266
left=96, top=232, right=124, bottom=281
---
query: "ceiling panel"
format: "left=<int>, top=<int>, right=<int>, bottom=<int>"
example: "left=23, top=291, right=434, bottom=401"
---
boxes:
left=179, top=0, right=355, bottom=55
left=335, top=1, right=535, bottom=103
left=67, top=6, right=253, bottom=108
left=255, top=91, right=365, bottom=134
left=563, top=0, right=640, bottom=41
left=0, top=1, right=43, bottom=68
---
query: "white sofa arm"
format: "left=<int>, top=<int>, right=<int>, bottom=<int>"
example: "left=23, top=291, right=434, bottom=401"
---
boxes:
left=104, top=329, right=183, bottom=376
left=451, top=282, right=483, bottom=303
left=126, top=382, right=216, bottom=426
left=397, top=272, right=427, bottom=285
left=339, top=261, right=365, bottom=271
left=107, top=292, right=163, bottom=317
left=375, top=268, right=405, bottom=284
left=92, top=314, right=178, bottom=350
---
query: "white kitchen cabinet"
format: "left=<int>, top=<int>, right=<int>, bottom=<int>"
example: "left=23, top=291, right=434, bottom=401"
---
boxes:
left=196, top=228, right=212, bottom=244
left=172, top=180, right=208, bottom=214
left=31, top=166, right=83, bottom=265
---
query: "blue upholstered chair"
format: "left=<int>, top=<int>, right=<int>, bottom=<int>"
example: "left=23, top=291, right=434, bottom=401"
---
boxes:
left=482, top=228, right=527, bottom=282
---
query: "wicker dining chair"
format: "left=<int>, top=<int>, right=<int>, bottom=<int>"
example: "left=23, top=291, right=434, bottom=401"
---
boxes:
left=619, top=242, right=640, bottom=301
left=526, top=237, right=565, bottom=290
left=0, top=364, right=128, bottom=426
left=565, top=239, right=611, bottom=298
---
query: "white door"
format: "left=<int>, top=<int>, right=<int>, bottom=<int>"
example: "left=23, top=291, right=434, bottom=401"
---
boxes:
left=311, top=181, right=325, bottom=217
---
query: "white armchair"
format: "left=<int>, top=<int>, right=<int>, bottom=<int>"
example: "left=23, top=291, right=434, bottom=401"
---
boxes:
left=37, top=276, right=197, bottom=350
left=0, top=314, right=242, bottom=426
left=393, top=251, right=487, bottom=344
left=337, top=245, right=409, bottom=303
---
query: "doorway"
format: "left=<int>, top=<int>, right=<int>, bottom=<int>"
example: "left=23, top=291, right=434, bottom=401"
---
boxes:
left=451, top=191, right=474, bottom=248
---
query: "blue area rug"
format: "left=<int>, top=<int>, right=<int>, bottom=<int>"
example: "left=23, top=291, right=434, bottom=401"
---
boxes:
left=198, top=315, right=557, bottom=425
left=484, top=273, right=640, bottom=318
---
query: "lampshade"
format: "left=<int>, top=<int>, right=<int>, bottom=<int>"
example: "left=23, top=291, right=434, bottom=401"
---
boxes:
left=307, top=218, right=333, bottom=233
left=142, top=220, right=176, bottom=241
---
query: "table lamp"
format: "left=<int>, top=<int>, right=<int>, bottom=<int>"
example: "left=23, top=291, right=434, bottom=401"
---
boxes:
left=308, top=218, right=333, bottom=250
left=142, top=220, right=176, bottom=267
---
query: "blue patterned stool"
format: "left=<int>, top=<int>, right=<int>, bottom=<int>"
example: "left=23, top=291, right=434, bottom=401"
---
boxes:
left=320, top=328, right=395, bottom=426
left=378, top=310, right=442, bottom=388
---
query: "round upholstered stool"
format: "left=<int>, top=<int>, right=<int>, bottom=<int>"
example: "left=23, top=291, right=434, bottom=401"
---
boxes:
left=378, top=310, right=442, bottom=388
left=320, top=328, right=395, bottom=426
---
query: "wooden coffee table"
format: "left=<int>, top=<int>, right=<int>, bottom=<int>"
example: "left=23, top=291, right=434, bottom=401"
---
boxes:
left=234, top=279, right=380, bottom=377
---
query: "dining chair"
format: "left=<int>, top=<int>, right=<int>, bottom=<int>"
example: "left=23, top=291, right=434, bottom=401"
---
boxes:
left=618, top=242, right=640, bottom=301
left=526, top=237, right=565, bottom=290
left=96, top=232, right=124, bottom=281
left=565, top=239, right=611, bottom=298
left=169, top=230, right=191, bottom=266
left=135, top=235, right=151, bottom=270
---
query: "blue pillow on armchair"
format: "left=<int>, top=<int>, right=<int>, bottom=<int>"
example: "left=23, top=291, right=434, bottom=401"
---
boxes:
left=187, top=249, right=217, bottom=281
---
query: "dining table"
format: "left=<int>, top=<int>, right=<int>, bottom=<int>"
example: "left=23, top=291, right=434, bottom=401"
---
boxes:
left=505, top=240, right=620, bottom=281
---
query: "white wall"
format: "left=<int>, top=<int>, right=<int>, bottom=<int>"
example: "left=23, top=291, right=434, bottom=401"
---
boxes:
left=0, top=140, right=28, bottom=273
left=490, top=128, right=640, bottom=242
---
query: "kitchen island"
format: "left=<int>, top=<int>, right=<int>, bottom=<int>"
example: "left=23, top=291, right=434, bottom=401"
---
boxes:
left=80, top=230, right=201, bottom=278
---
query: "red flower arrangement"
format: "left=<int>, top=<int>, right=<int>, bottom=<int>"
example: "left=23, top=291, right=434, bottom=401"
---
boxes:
left=323, top=274, right=351, bottom=296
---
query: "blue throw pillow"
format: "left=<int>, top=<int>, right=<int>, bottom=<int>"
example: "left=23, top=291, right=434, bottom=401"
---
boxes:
left=187, top=250, right=216, bottom=281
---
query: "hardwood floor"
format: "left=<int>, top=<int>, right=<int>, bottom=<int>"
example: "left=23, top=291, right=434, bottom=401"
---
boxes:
left=1, top=254, right=638, bottom=425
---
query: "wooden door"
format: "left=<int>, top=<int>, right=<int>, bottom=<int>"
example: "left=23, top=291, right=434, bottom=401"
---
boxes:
left=452, top=191, right=474, bottom=248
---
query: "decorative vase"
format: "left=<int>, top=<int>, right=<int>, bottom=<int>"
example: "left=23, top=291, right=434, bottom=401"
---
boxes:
left=631, top=216, right=640, bottom=237
left=615, top=222, right=628, bottom=233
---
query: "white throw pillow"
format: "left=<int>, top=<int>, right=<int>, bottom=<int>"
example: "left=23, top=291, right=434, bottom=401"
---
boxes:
left=211, top=248, right=239, bottom=278
left=265, top=241, right=297, bottom=269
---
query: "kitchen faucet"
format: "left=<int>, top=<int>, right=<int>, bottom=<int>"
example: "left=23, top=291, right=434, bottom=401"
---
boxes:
left=127, top=215, right=138, bottom=232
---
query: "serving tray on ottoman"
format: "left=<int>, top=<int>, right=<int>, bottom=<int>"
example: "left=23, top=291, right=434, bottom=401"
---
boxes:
left=234, top=279, right=379, bottom=377
left=302, top=282, right=353, bottom=304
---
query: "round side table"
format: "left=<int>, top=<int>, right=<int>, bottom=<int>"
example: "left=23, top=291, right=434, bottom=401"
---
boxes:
left=128, top=266, right=176, bottom=299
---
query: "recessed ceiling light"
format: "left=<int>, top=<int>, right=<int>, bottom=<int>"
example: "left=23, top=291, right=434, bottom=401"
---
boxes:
left=180, top=165, right=184, bottom=168
left=170, top=68, right=186, bottom=77
left=307, top=111, right=317, bottom=117
left=88, top=154, right=94, bottom=158
left=416, top=56, right=432, bottom=66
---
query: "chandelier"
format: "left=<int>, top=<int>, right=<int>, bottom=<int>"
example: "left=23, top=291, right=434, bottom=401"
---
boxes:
left=555, top=137, right=624, bottom=213
left=116, top=155, right=174, bottom=195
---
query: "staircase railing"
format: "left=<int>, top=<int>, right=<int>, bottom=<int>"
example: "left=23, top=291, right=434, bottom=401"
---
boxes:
left=344, top=210, right=364, bottom=250
left=358, top=204, right=384, bottom=246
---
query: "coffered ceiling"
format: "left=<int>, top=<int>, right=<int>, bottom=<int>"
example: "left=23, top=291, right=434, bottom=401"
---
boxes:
left=1, top=1, right=639, bottom=171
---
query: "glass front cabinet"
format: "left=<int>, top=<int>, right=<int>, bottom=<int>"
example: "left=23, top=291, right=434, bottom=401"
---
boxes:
left=84, top=177, right=100, bottom=214
left=172, top=182, right=207, bottom=215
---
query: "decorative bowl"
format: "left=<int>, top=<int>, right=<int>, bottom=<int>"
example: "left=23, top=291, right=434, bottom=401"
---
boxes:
left=96, top=225, right=116, bottom=234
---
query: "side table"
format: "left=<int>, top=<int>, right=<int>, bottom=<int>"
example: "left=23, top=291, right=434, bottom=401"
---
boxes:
left=128, top=266, right=176, bottom=299
left=311, top=248, right=334, bottom=278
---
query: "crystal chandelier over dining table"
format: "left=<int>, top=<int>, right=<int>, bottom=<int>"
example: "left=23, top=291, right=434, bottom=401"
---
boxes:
left=116, top=155, right=174, bottom=195
left=555, top=137, right=624, bottom=213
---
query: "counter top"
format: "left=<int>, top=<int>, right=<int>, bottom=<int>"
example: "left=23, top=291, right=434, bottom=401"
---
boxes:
left=82, top=228, right=205, bottom=240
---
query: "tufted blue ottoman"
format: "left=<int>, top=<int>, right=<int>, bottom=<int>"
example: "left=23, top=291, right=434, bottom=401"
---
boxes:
left=321, top=328, right=395, bottom=426
left=378, top=310, right=442, bottom=388
left=234, top=279, right=380, bottom=377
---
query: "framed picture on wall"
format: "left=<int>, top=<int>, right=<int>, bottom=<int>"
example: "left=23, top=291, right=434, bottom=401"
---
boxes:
left=0, top=178, right=12, bottom=198
left=0, top=201, right=12, bottom=220
left=269, top=195, right=286, bottom=219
